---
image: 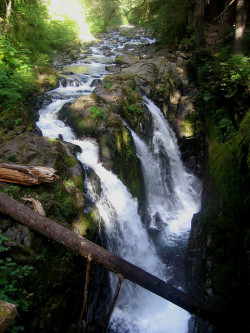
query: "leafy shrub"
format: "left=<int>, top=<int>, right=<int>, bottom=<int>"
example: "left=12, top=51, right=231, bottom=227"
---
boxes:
left=3, top=185, right=21, bottom=199
left=0, top=0, right=79, bottom=132
left=129, top=0, right=195, bottom=45
left=84, top=0, right=122, bottom=33
left=0, top=231, right=34, bottom=332
left=89, top=106, right=108, bottom=121
left=193, top=52, right=249, bottom=141
left=128, top=104, right=143, bottom=114
left=104, top=79, right=113, bottom=89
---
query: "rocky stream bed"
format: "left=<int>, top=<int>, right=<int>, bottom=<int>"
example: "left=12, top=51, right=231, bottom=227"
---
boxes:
left=0, top=26, right=231, bottom=333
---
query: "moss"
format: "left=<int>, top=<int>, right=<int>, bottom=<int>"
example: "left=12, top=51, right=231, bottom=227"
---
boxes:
left=181, top=113, right=197, bottom=137
left=213, top=263, right=235, bottom=295
left=64, top=155, right=77, bottom=168
left=70, top=174, right=84, bottom=192
left=64, top=179, right=76, bottom=190
left=100, top=134, right=112, bottom=163
left=113, top=128, right=144, bottom=200
left=208, top=112, right=250, bottom=217
left=73, top=214, right=89, bottom=236
left=35, top=68, right=59, bottom=93
left=103, top=77, right=114, bottom=90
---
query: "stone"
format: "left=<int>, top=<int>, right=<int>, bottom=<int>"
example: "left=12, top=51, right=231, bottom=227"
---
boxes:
left=115, top=55, right=139, bottom=65
left=0, top=300, right=18, bottom=333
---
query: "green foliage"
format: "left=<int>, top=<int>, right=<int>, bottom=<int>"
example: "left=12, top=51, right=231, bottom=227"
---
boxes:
left=129, top=0, right=195, bottom=45
left=0, top=231, right=34, bottom=319
left=50, top=183, right=74, bottom=221
left=0, top=36, right=34, bottom=112
left=129, top=86, right=138, bottom=93
left=7, top=153, right=18, bottom=162
left=208, top=112, right=250, bottom=216
left=104, top=79, right=113, bottom=89
left=89, top=106, right=108, bottom=121
left=128, top=104, right=144, bottom=114
left=0, top=0, right=79, bottom=131
left=84, top=0, right=121, bottom=33
left=191, top=52, right=249, bottom=142
left=3, top=185, right=21, bottom=199
left=180, top=24, right=195, bottom=51
left=39, top=192, right=50, bottom=202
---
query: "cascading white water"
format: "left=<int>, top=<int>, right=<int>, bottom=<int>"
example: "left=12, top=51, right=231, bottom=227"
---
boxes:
left=75, top=139, right=191, bottom=333
left=132, top=97, right=201, bottom=237
left=36, top=29, right=201, bottom=333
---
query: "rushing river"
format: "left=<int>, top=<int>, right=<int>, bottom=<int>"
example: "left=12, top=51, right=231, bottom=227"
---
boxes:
left=36, top=28, right=201, bottom=333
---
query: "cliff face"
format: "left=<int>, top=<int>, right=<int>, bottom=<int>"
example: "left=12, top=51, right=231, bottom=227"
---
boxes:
left=0, top=33, right=202, bottom=331
left=186, top=112, right=250, bottom=332
left=2, top=25, right=248, bottom=332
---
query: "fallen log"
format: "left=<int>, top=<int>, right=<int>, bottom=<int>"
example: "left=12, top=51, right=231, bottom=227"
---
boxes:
left=0, top=163, right=59, bottom=185
left=0, top=192, right=219, bottom=324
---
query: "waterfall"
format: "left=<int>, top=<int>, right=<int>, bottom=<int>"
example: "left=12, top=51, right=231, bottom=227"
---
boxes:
left=36, top=29, right=201, bottom=333
left=75, top=139, right=192, bottom=333
left=132, top=97, right=201, bottom=237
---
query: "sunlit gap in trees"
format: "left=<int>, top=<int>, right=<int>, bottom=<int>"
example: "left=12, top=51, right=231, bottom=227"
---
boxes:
left=44, top=0, right=94, bottom=41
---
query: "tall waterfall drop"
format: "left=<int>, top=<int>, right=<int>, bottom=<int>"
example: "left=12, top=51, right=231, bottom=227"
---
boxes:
left=36, top=29, right=201, bottom=333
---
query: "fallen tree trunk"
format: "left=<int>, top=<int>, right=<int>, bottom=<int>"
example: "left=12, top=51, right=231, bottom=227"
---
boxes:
left=0, top=192, right=219, bottom=324
left=0, top=163, right=59, bottom=185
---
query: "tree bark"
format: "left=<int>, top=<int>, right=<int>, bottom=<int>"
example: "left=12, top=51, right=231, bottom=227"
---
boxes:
left=194, top=0, right=207, bottom=48
left=0, top=192, right=220, bottom=324
left=234, top=0, right=247, bottom=53
left=6, top=0, right=12, bottom=22
left=0, top=163, right=59, bottom=185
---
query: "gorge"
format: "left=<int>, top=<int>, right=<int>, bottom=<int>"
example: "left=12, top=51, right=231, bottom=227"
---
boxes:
left=0, top=1, right=249, bottom=332
left=36, top=28, right=201, bottom=332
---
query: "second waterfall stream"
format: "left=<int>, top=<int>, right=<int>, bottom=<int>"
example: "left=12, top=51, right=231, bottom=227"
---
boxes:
left=36, top=29, right=201, bottom=333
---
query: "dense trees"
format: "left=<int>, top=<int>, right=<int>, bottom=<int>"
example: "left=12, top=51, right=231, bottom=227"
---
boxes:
left=234, top=0, right=247, bottom=53
left=0, top=0, right=79, bottom=132
left=0, top=1, right=249, bottom=331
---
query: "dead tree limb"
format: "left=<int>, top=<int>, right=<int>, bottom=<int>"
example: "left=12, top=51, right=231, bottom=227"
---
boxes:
left=102, top=273, right=124, bottom=333
left=214, top=0, right=236, bottom=21
left=78, top=255, right=92, bottom=333
left=0, top=163, right=59, bottom=185
left=22, top=197, right=46, bottom=216
left=0, top=192, right=219, bottom=324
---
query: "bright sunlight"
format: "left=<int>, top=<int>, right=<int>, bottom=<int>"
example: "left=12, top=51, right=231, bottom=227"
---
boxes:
left=44, top=0, right=94, bottom=41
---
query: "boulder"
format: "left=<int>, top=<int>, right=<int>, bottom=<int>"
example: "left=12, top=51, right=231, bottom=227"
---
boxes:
left=115, top=54, right=139, bottom=65
left=0, top=300, right=18, bottom=333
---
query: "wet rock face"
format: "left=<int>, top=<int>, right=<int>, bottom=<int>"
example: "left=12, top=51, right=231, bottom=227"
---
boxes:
left=0, top=130, right=98, bottom=237
left=58, top=92, right=145, bottom=201
left=0, top=27, right=205, bottom=332
left=0, top=129, right=102, bottom=333
left=186, top=148, right=250, bottom=332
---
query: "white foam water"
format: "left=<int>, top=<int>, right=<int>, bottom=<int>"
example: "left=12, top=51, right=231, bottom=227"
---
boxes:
left=36, top=29, right=201, bottom=333
left=75, top=139, right=190, bottom=333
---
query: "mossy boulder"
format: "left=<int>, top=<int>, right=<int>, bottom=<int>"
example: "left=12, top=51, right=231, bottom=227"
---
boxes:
left=95, top=74, right=151, bottom=138
left=58, top=95, right=111, bottom=137
left=0, top=129, right=99, bottom=333
left=0, top=130, right=91, bottom=231
left=115, top=54, right=139, bottom=65
left=100, top=127, right=144, bottom=201
left=0, top=300, right=18, bottom=332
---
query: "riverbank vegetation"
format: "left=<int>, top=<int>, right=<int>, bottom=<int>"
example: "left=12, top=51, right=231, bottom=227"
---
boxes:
left=0, top=0, right=81, bottom=134
left=0, top=0, right=249, bottom=332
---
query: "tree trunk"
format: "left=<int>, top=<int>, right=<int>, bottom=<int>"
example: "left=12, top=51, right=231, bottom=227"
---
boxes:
left=0, top=163, right=59, bottom=185
left=234, top=0, right=247, bottom=53
left=194, top=0, right=207, bottom=48
left=0, top=192, right=220, bottom=324
left=6, top=0, right=12, bottom=22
